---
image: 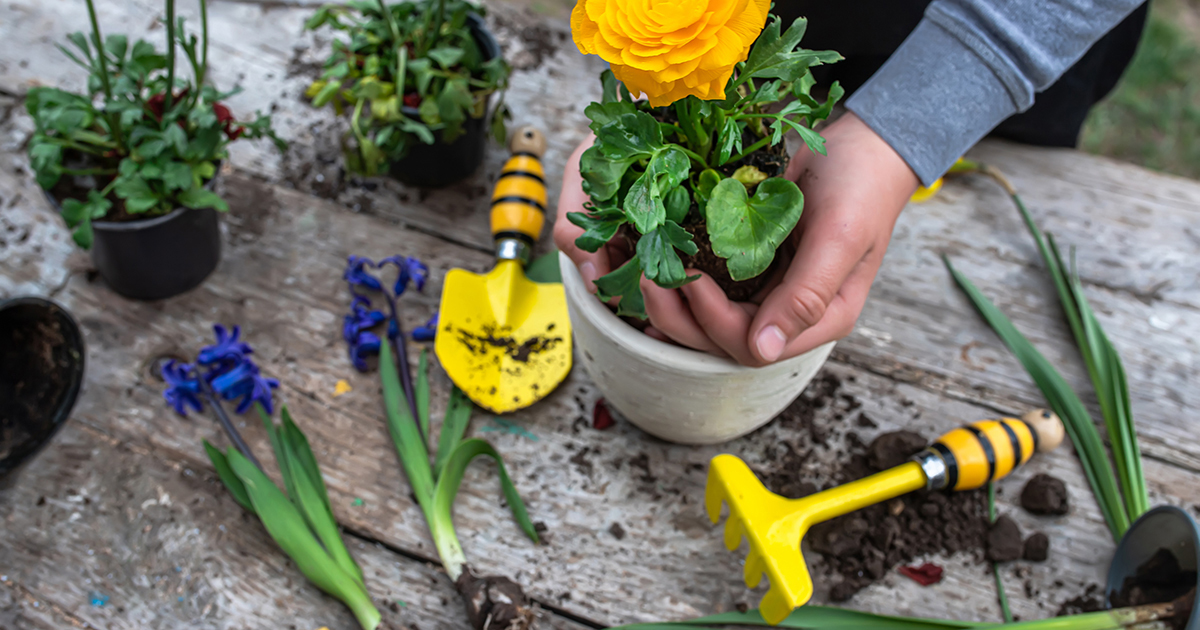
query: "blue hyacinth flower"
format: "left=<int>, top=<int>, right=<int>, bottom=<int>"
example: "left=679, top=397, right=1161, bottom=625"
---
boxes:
left=210, top=360, right=280, bottom=414
left=381, top=255, right=428, bottom=296
left=342, top=296, right=386, bottom=343
left=162, top=360, right=203, bottom=416
left=343, top=255, right=383, bottom=292
left=348, top=330, right=383, bottom=371
left=412, top=311, right=438, bottom=342
left=197, top=324, right=253, bottom=366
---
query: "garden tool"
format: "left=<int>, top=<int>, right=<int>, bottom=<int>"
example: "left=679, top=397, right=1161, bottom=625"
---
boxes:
left=706, top=409, right=1066, bottom=625
left=435, top=126, right=572, bottom=414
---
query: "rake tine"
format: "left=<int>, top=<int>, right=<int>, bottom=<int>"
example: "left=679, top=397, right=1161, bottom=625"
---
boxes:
left=743, top=548, right=766, bottom=588
left=723, top=513, right=745, bottom=550
left=760, top=584, right=796, bottom=626
left=704, top=472, right=728, bottom=523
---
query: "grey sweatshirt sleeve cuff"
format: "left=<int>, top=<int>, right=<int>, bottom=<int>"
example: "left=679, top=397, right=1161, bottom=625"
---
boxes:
left=845, top=19, right=1024, bottom=187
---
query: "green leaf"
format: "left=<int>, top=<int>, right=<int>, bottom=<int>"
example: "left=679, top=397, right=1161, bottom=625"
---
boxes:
left=584, top=101, right=637, bottom=134
left=312, top=80, right=342, bottom=107
left=104, top=35, right=128, bottom=62
left=595, top=111, right=663, bottom=159
left=433, top=387, right=473, bottom=481
left=707, top=177, right=803, bottom=281
left=716, top=117, right=743, bottom=167
left=418, top=97, right=440, bottom=125
left=407, top=58, right=434, bottom=95
left=625, top=146, right=689, bottom=234
left=432, top=438, right=539, bottom=544
left=693, top=168, right=723, bottom=217
left=568, top=206, right=626, bottom=253
left=741, top=16, right=842, bottom=82
left=579, top=145, right=636, bottom=202
left=427, top=46, right=464, bottom=70
left=609, top=605, right=986, bottom=629
left=162, top=162, right=192, bottom=191
left=436, top=78, right=473, bottom=143
left=66, top=32, right=93, bottom=62
left=525, top=250, right=563, bottom=284
left=637, top=221, right=699, bottom=289
left=664, top=186, right=691, bottom=225
left=178, top=188, right=230, bottom=212
left=600, top=68, right=621, bottom=103
left=379, top=336, right=436, bottom=508
left=594, top=256, right=646, bottom=319
left=943, top=256, right=1129, bottom=540
left=28, top=142, right=63, bottom=189
left=416, top=350, right=431, bottom=448
left=136, top=139, right=167, bottom=159
left=71, top=220, right=94, bottom=249
left=163, top=124, right=188, bottom=156
left=203, top=440, right=253, bottom=511
left=225, top=448, right=381, bottom=630
left=732, top=165, right=768, bottom=188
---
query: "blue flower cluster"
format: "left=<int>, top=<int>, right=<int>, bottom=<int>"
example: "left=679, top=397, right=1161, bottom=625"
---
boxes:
left=341, top=255, right=434, bottom=371
left=161, top=324, right=280, bottom=417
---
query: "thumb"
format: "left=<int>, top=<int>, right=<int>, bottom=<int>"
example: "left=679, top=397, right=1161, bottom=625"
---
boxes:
left=747, top=225, right=862, bottom=363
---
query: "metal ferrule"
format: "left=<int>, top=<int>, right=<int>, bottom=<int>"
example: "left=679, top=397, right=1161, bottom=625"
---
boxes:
left=495, top=237, right=532, bottom=265
left=911, top=448, right=949, bottom=491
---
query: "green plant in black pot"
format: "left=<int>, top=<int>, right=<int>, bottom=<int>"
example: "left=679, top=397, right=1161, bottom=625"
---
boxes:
left=304, top=0, right=510, bottom=186
left=25, top=0, right=285, bottom=301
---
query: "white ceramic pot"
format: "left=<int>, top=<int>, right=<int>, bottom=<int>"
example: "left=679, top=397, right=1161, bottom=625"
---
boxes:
left=560, top=253, right=835, bottom=445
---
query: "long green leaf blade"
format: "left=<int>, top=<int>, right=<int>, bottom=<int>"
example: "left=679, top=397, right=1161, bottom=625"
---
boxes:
left=203, top=440, right=252, bottom=511
left=433, top=386, right=473, bottom=480
left=944, top=256, right=1129, bottom=539
left=279, top=409, right=365, bottom=588
left=257, top=405, right=299, bottom=505
left=281, top=405, right=333, bottom=512
left=416, top=349, right=431, bottom=448
left=226, top=448, right=381, bottom=630
left=433, top=438, right=539, bottom=544
left=610, top=606, right=986, bottom=629
left=380, top=336, right=436, bottom=507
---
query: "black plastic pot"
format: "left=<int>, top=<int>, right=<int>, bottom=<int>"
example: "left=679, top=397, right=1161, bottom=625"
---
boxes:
left=388, top=13, right=501, bottom=188
left=42, top=187, right=221, bottom=301
left=0, top=297, right=85, bottom=490
left=1107, top=505, right=1200, bottom=630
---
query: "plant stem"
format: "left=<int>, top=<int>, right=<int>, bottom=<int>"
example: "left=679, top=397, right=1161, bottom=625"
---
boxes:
left=676, top=145, right=709, bottom=169
left=379, top=290, right=422, bottom=441
left=988, top=482, right=1013, bottom=624
left=730, top=135, right=771, bottom=164
left=200, top=381, right=263, bottom=471
left=165, top=0, right=177, bottom=113
left=84, top=0, right=123, bottom=149
left=198, top=0, right=209, bottom=89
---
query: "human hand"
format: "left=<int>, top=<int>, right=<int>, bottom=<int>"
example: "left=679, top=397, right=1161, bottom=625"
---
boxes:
left=644, top=112, right=921, bottom=365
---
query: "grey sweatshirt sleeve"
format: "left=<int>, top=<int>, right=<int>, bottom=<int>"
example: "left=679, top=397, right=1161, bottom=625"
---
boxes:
left=845, top=0, right=1145, bottom=186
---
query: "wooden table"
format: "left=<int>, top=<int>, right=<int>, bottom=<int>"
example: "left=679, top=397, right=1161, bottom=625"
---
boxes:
left=2, top=1, right=1198, bottom=628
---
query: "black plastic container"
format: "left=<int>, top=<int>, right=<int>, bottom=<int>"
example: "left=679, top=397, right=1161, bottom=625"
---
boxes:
left=388, top=13, right=501, bottom=188
left=0, top=297, right=85, bottom=489
left=42, top=187, right=221, bottom=301
left=1107, top=505, right=1200, bottom=630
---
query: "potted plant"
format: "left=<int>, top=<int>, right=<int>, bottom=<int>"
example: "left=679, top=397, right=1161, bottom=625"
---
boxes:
left=561, top=3, right=843, bottom=443
left=25, top=0, right=284, bottom=301
left=304, top=0, right=510, bottom=187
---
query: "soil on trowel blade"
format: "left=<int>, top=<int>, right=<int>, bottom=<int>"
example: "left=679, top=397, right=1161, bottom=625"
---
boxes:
left=1111, top=549, right=1197, bottom=630
left=758, top=391, right=989, bottom=602
left=456, top=566, right=534, bottom=630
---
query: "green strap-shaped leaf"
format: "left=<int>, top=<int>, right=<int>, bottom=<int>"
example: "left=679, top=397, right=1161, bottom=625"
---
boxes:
left=257, top=405, right=298, bottom=504
left=203, top=440, right=252, bottom=511
left=379, top=336, right=436, bottom=507
left=944, top=256, right=1129, bottom=539
left=433, top=438, right=539, bottom=544
left=609, top=605, right=986, bottom=629
left=707, top=177, right=803, bottom=281
left=226, top=448, right=381, bottom=630
left=416, top=350, right=431, bottom=447
left=433, top=386, right=473, bottom=481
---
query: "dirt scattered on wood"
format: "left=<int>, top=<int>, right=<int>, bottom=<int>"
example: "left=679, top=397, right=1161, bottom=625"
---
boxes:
left=987, top=515, right=1024, bottom=562
left=1022, top=473, right=1070, bottom=515
left=1023, top=532, right=1050, bottom=562
left=1057, top=584, right=1107, bottom=616
left=456, top=567, right=534, bottom=630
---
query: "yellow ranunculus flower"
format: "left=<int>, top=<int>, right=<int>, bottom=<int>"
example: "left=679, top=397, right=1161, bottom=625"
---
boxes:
left=571, top=0, right=770, bottom=107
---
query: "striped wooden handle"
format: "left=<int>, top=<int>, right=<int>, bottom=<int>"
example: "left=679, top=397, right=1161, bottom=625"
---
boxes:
left=491, top=126, right=547, bottom=247
left=929, top=409, right=1064, bottom=491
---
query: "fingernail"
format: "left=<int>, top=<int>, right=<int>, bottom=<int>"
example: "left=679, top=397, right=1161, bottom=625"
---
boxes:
left=756, top=326, right=787, bottom=362
left=581, top=262, right=597, bottom=290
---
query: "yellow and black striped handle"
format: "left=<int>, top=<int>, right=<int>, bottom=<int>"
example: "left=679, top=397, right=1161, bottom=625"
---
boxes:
left=922, top=409, right=1065, bottom=491
left=491, top=126, right=548, bottom=264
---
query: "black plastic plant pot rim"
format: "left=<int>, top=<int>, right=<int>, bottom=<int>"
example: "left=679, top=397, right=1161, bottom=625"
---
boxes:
left=1106, top=505, right=1200, bottom=630
left=0, top=296, right=86, bottom=483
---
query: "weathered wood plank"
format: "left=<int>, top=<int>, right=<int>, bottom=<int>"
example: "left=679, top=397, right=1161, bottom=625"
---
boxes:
left=1, top=174, right=1193, bottom=626
left=0, top=416, right=592, bottom=630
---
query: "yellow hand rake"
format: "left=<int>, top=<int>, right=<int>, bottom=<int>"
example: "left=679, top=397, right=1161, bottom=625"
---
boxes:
left=705, top=410, right=1066, bottom=625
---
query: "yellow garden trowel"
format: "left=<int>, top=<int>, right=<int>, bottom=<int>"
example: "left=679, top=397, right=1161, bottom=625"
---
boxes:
left=435, top=126, right=571, bottom=414
left=706, top=410, right=1066, bottom=625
